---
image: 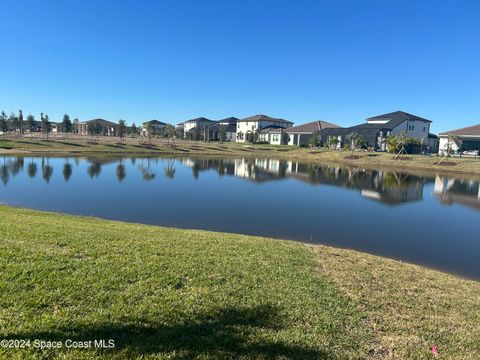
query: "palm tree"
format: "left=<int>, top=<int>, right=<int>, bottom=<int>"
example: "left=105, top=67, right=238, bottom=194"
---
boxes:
left=18, top=110, right=24, bottom=135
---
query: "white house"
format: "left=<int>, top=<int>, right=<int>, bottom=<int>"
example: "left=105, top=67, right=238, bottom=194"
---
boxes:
left=236, top=114, right=293, bottom=143
left=178, top=117, right=215, bottom=139
left=438, top=124, right=480, bottom=155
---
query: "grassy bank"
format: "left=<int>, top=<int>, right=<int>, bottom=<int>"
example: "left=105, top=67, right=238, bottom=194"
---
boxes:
left=0, top=206, right=479, bottom=359
left=1, top=135, right=480, bottom=176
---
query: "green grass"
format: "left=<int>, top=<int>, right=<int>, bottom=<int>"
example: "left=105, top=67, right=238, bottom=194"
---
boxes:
left=1, top=206, right=479, bottom=359
left=0, top=206, right=369, bottom=359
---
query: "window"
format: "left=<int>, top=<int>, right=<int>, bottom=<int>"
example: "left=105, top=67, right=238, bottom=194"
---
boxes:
left=408, top=125, right=414, bottom=131
left=423, top=127, right=426, bottom=131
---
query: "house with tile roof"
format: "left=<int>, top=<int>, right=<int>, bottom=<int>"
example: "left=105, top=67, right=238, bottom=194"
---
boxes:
left=438, top=124, right=480, bottom=155
left=285, top=120, right=340, bottom=146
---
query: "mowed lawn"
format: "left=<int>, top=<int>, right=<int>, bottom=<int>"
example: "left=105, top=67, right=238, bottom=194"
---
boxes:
left=0, top=206, right=479, bottom=359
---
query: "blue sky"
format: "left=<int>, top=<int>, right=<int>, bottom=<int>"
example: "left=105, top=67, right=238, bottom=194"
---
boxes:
left=1, top=0, right=479, bottom=132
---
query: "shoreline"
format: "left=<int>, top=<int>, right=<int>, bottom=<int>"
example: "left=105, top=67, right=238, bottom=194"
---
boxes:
left=2, top=136, right=480, bottom=177
left=1, top=203, right=477, bottom=282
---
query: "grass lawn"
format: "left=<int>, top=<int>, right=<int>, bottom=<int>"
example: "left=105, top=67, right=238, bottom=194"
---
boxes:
left=0, top=206, right=479, bottom=359
left=1, top=135, right=480, bottom=176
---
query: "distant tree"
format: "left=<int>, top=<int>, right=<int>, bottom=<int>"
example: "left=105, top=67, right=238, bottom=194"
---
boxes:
left=73, top=118, right=79, bottom=134
left=246, top=129, right=259, bottom=145
left=27, top=114, right=36, bottom=137
left=438, top=133, right=461, bottom=164
left=392, top=132, right=408, bottom=159
left=62, top=114, right=73, bottom=136
left=281, top=131, right=290, bottom=145
left=118, top=119, right=126, bottom=141
left=328, top=136, right=339, bottom=149
left=18, top=110, right=24, bottom=134
left=192, top=127, right=201, bottom=141
left=87, top=121, right=102, bottom=139
left=308, top=132, right=319, bottom=147
left=0, top=111, right=7, bottom=139
left=130, top=123, right=138, bottom=136
left=218, top=124, right=227, bottom=143
left=346, top=132, right=366, bottom=155
left=41, top=113, right=51, bottom=139
left=63, top=162, right=73, bottom=181
left=163, top=124, right=176, bottom=147
left=8, top=113, right=18, bottom=134
left=145, top=122, right=155, bottom=146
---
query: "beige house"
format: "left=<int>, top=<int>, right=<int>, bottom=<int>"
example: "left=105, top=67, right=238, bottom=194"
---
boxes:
left=77, top=119, right=118, bottom=136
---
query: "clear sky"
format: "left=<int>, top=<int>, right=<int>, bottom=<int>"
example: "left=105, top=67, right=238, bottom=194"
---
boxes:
left=1, top=0, right=479, bottom=132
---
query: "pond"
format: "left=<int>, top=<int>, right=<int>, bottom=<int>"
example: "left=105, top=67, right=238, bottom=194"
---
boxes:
left=1, top=156, right=480, bottom=279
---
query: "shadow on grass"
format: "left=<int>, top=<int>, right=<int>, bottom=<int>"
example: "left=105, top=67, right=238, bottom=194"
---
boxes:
left=5, top=305, right=330, bottom=359
left=52, top=141, right=86, bottom=147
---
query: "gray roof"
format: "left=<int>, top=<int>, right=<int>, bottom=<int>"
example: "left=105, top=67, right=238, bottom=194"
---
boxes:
left=366, top=111, right=432, bottom=128
left=259, top=125, right=286, bottom=133
left=238, top=114, right=293, bottom=124
left=79, top=118, right=117, bottom=126
left=182, top=117, right=215, bottom=124
left=143, top=119, right=167, bottom=126
left=286, top=120, right=340, bottom=134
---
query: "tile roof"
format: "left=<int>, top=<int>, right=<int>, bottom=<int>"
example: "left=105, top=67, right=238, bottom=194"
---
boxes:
left=286, top=120, right=340, bottom=133
left=438, top=124, right=480, bottom=136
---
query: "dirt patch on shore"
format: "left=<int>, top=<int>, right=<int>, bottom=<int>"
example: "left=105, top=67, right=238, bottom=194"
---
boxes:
left=344, top=155, right=362, bottom=160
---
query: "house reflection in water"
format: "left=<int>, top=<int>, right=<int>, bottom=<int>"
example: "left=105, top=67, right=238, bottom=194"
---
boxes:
left=434, top=176, right=480, bottom=211
left=180, top=158, right=430, bottom=205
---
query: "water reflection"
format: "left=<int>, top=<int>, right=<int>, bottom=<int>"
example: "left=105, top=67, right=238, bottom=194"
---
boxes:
left=434, top=176, right=480, bottom=210
left=1, top=155, right=480, bottom=278
left=1, top=156, right=479, bottom=210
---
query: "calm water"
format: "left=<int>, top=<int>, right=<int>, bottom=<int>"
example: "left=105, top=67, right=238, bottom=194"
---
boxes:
left=1, top=156, right=480, bottom=279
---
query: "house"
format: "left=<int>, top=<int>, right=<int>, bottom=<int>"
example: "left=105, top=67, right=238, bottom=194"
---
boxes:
left=258, top=126, right=287, bottom=144
left=77, top=119, right=118, bottom=136
left=322, top=111, right=433, bottom=151
left=141, top=120, right=167, bottom=137
left=285, top=120, right=340, bottom=146
left=236, top=114, right=293, bottom=143
left=438, top=124, right=480, bottom=155
left=179, top=117, right=215, bottom=139
left=205, top=117, right=238, bottom=141
left=51, top=122, right=62, bottom=133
